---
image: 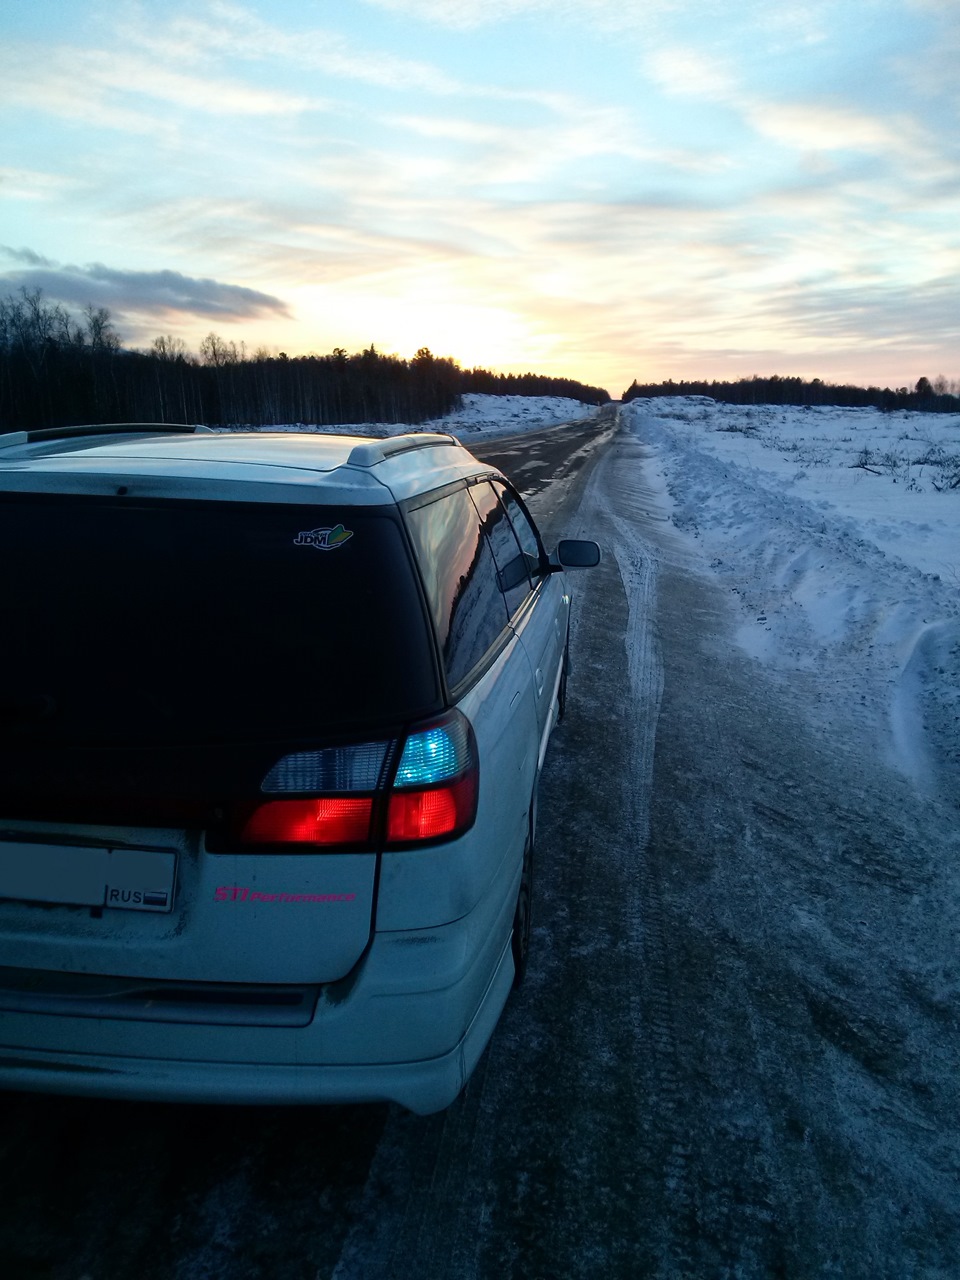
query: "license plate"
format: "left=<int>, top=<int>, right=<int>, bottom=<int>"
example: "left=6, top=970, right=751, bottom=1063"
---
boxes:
left=0, top=843, right=176, bottom=913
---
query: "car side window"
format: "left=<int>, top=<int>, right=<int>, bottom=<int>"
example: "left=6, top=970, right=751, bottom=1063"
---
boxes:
left=495, top=482, right=546, bottom=581
left=469, top=481, right=531, bottom=618
left=405, top=487, right=509, bottom=688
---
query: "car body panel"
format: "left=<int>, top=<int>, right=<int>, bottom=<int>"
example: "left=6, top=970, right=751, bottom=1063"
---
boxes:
left=0, top=828, right=377, bottom=984
left=512, top=575, right=569, bottom=764
left=375, top=632, right=538, bottom=932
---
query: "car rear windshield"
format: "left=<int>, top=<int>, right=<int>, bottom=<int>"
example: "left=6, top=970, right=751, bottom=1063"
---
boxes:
left=0, top=494, right=441, bottom=746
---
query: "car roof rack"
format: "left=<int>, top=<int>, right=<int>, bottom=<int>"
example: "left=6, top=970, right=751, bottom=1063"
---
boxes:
left=0, top=422, right=215, bottom=451
left=346, top=433, right=460, bottom=468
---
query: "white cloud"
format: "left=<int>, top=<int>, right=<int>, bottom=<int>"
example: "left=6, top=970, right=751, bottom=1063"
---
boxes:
left=357, top=0, right=848, bottom=42
left=113, top=0, right=465, bottom=95
left=0, top=41, right=328, bottom=135
left=384, top=99, right=656, bottom=193
left=748, top=102, right=917, bottom=159
left=642, top=39, right=956, bottom=194
left=357, top=0, right=578, bottom=30
left=0, top=168, right=76, bottom=202
left=644, top=46, right=738, bottom=99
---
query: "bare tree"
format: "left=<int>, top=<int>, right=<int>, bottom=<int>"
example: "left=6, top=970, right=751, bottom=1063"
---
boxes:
left=152, top=334, right=187, bottom=361
left=199, top=332, right=227, bottom=367
left=84, top=305, right=119, bottom=352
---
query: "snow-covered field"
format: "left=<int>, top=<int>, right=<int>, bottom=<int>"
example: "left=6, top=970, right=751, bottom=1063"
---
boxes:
left=238, top=393, right=597, bottom=441
left=622, top=396, right=960, bottom=802
left=419, top=393, right=598, bottom=438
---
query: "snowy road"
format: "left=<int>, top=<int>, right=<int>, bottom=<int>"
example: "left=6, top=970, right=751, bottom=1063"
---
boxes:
left=2, top=405, right=959, bottom=1277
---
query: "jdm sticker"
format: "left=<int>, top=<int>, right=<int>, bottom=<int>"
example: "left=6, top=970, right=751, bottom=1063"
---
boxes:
left=293, top=523, right=354, bottom=551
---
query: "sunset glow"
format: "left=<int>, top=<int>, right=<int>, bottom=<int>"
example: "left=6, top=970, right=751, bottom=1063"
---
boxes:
left=2, top=0, right=958, bottom=395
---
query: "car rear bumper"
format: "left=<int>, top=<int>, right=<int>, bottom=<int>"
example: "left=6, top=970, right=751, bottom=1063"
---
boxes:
left=0, top=884, right=518, bottom=1115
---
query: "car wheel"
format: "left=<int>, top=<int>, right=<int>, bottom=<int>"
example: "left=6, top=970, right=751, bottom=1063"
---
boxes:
left=511, top=828, right=533, bottom=988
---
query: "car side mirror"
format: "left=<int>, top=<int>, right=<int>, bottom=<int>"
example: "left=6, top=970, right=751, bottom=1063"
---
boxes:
left=549, top=539, right=601, bottom=570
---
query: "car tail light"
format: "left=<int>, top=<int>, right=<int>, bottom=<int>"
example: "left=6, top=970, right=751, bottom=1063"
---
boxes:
left=227, top=711, right=478, bottom=851
left=241, top=797, right=375, bottom=846
left=260, top=742, right=391, bottom=793
left=385, top=714, right=477, bottom=847
left=386, top=774, right=476, bottom=843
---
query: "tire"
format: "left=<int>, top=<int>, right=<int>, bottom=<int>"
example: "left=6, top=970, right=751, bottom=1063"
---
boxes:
left=511, top=828, right=533, bottom=988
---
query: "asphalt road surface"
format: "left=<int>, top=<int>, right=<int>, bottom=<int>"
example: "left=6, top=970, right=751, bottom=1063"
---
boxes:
left=2, top=407, right=958, bottom=1279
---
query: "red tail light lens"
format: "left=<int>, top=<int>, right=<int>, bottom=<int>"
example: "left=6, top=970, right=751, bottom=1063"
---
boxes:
left=241, top=797, right=374, bottom=846
left=386, top=772, right=477, bottom=844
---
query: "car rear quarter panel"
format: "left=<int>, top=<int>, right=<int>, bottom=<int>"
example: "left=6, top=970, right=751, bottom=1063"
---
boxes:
left=374, top=631, right=539, bottom=932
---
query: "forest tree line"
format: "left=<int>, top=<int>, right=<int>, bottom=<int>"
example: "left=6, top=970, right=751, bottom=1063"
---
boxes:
left=622, top=374, right=960, bottom=414
left=0, top=289, right=610, bottom=432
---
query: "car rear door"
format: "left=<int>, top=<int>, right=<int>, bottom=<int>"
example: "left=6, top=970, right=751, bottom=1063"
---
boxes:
left=403, top=482, right=540, bottom=909
left=478, top=480, right=568, bottom=762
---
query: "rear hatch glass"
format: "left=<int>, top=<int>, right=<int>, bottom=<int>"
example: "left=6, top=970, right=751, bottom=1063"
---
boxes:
left=0, top=494, right=441, bottom=820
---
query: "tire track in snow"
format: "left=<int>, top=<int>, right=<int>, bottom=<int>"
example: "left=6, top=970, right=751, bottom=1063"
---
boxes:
left=583, top=430, right=703, bottom=1273
left=588, top=422, right=819, bottom=1275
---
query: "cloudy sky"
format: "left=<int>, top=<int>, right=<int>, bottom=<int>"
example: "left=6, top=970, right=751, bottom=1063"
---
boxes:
left=1, top=0, right=958, bottom=395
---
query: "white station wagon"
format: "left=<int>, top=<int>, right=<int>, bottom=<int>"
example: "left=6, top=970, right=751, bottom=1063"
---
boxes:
left=0, top=424, right=598, bottom=1113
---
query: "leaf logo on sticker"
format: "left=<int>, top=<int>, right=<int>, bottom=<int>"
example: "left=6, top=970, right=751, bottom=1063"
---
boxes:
left=293, top=524, right=354, bottom=551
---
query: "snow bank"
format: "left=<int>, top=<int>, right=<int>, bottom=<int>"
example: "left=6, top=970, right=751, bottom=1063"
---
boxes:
left=624, top=397, right=960, bottom=798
